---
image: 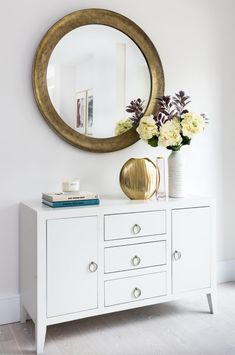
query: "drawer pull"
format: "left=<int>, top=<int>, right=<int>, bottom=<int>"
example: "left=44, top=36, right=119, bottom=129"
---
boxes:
left=173, top=250, right=182, bottom=261
left=133, top=287, right=142, bottom=298
left=132, top=224, right=141, bottom=235
left=132, top=255, right=141, bottom=266
left=89, top=261, right=98, bottom=272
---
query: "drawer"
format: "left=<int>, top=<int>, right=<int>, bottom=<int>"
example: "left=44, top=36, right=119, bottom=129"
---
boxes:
left=104, top=210, right=166, bottom=241
left=105, top=272, right=166, bottom=306
left=104, top=241, right=166, bottom=273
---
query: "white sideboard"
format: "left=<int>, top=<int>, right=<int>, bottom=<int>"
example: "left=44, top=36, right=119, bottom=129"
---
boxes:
left=20, top=196, right=216, bottom=354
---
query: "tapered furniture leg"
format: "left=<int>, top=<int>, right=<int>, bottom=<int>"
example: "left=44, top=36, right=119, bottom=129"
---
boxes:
left=35, top=323, right=47, bottom=354
left=207, top=293, right=217, bottom=314
left=20, top=303, right=27, bottom=323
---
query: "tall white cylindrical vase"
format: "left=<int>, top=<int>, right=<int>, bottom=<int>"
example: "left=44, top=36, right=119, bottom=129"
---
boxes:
left=168, top=150, right=185, bottom=198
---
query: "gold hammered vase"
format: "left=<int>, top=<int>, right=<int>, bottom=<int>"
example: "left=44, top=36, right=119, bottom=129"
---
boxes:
left=119, top=158, right=159, bottom=200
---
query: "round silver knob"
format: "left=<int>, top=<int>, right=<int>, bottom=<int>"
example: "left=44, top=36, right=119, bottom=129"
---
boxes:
left=88, top=261, right=98, bottom=272
left=173, top=250, right=182, bottom=261
left=133, top=287, right=142, bottom=298
left=132, top=255, right=141, bottom=266
left=132, top=224, right=141, bottom=235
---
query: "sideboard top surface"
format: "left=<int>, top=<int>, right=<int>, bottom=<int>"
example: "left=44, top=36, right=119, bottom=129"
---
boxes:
left=20, top=195, right=215, bottom=218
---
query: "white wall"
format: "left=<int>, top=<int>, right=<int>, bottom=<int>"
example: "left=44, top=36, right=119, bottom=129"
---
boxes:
left=220, top=1, right=235, bottom=262
left=0, top=0, right=234, bottom=322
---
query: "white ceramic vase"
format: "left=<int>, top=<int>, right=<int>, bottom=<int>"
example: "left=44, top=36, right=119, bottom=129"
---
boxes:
left=168, top=150, right=185, bottom=198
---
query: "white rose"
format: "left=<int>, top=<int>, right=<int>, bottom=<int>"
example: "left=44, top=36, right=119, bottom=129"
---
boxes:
left=181, top=112, right=205, bottom=138
left=136, top=115, right=158, bottom=141
left=115, top=118, right=133, bottom=136
left=158, top=117, right=182, bottom=148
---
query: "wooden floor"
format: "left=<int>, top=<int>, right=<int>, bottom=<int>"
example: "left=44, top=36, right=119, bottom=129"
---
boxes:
left=0, top=282, right=235, bottom=355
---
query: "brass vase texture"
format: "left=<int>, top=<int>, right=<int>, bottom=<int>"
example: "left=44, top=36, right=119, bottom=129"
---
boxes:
left=120, top=158, right=159, bottom=200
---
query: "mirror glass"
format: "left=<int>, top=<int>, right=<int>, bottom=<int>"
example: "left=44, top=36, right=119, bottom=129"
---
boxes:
left=47, top=24, right=151, bottom=138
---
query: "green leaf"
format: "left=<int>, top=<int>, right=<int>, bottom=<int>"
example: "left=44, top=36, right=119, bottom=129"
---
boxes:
left=181, top=135, right=191, bottom=145
left=148, top=136, right=158, bottom=147
left=167, top=145, right=181, bottom=151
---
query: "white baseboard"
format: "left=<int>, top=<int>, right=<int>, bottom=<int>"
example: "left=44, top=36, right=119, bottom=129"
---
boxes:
left=217, top=259, right=235, bottom=284
left=0, top=295, right=20, bottom=325
left=0, top=260, right=234, bottom=326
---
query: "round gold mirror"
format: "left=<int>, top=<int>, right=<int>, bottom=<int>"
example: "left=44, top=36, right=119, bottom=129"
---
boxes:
left=33, top=9, right=164, bottom=152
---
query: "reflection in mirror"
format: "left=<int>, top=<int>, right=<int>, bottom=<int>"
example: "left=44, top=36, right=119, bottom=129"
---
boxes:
left=47, top=25, right=151, bottom=138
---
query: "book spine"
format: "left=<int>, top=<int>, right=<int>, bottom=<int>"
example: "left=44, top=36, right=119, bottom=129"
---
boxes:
left=42, top=199, right=100, bottom=208
left=42, top=193, right=99, bottom=202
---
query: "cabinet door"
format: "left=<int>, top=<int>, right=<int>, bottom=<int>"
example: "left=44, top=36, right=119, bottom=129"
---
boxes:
left=172, top=207, right=212, bottom=294
left=47, top=216, right=98, bottom=317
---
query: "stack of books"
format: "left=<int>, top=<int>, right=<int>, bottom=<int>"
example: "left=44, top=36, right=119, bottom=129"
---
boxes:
left=42, top=191, right=100, bottom=208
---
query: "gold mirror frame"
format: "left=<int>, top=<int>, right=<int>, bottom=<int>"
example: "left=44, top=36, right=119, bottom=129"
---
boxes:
left=33, top=9, right=164, bottom=153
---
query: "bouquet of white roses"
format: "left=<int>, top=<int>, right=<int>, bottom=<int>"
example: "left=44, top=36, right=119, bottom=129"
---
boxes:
left=115, top=91, right=207, bottom=151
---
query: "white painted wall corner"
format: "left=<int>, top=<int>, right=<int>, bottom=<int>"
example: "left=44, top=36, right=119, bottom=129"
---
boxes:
left=0, top=295, right=20, bottom=326
left=217, top=259, right=235, bottom=284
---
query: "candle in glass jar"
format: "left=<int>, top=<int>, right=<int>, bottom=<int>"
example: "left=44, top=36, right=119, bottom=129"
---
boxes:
left=62, top=179, right=80, bottom=193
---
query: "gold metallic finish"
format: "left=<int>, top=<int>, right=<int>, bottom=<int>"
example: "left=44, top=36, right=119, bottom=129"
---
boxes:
left=119, top=158, right=159, bottom=200
left=32, top=9, right=164, bottom=153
